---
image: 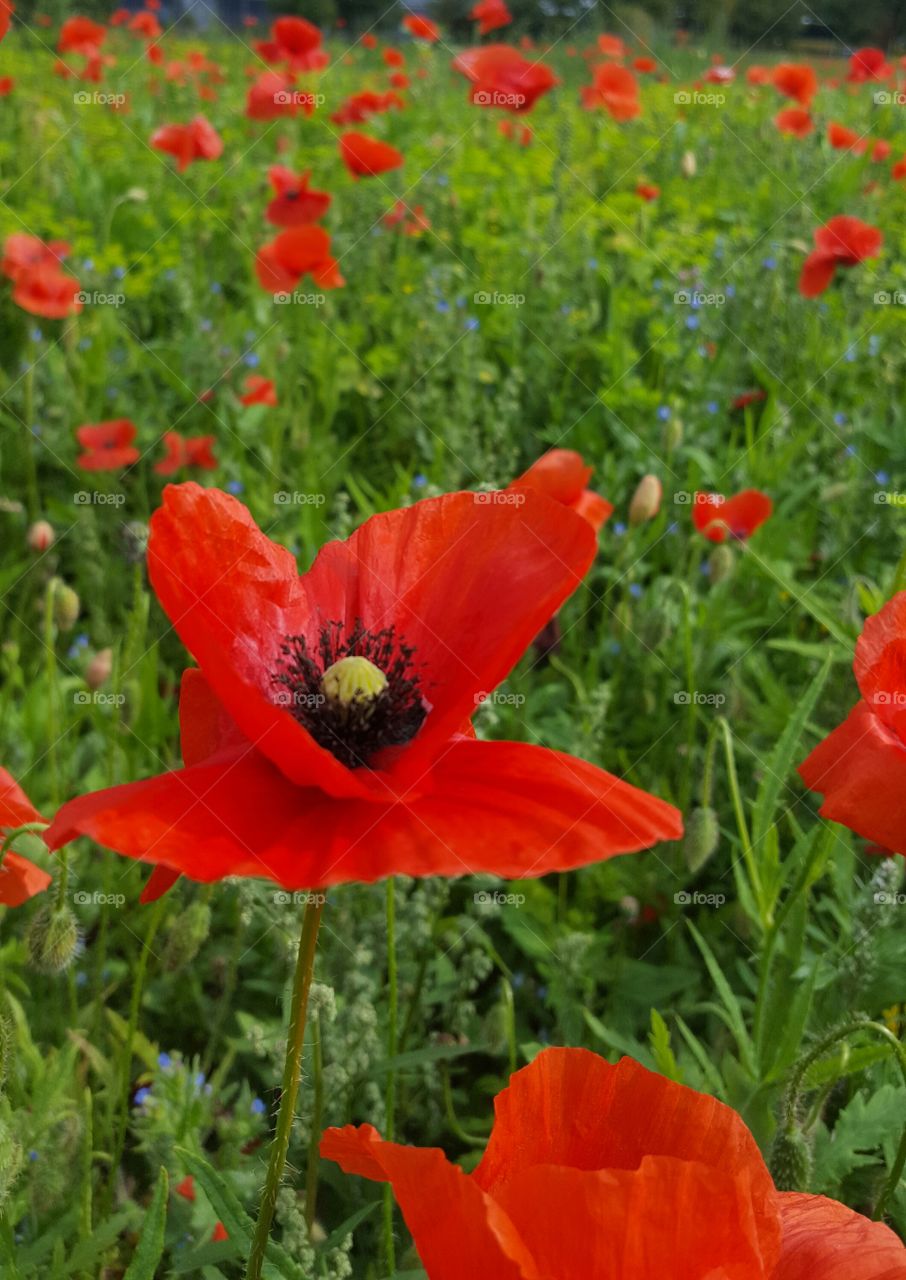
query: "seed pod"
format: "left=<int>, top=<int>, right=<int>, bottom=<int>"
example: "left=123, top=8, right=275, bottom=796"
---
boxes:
left=769, top=1126, right=812, bottom=1192
left=26, top=904, right=80, bottom=974
left=684, top=806, right=720, bottom=872
left=708, top=544, right=734, bottom=584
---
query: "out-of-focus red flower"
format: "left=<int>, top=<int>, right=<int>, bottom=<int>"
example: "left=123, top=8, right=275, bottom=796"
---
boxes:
left=129, top=10, right=161, bottom=38
left=704, top=64, right=734, bottom=83
left=255, top=224, right=343, bottom=292
left=498, top=118, right=532, bottom=145
left=775, top=107, right=813, bottom=137
left=847, top=47, right=892, bottom=82
left=12, top=267, right=82, bottom=319
left=633, top=56, right=656, bottom=73
left=362, top=32, right=377, bottom=49
left=635, top=182, right=660, bottom=201
left=453, top=44, right=557, bottom=113
left=389, top=71, right=409, bottom=89
left=150, top=115, right=223, bottom=171
left=110, top=8, right=129, bottom=24
left=597, top=33, right=625, bottom=58
left=44, top=484, right=681, bottom=889
left=581, top=62, right=641, bottom=120
left=76, top=420, right=140, bottom=471
left=175, top=1174, right=196, bottom=1201
left=211, top=1223, right=228, bottom=1243
left=746, top=64, right=771, bottom=85
left=384, top=47, right=404, bottom=67
left=266, top=166, right=331, bottom=227
left=0, top=75, right=12, bottom=93
left=470, top=0, right=512, bottom=36
left=0, top=767, right=51, bottom=907
left=154, top=432, right=217, bottom=476
left=383, top=200, right=430, bottom=236
left=339, top=131, right=404, bottom=178
left=269, top=15, right=324, bottom=70
left=58, top=15, right=106, bottom=54
left=0, top=0, right=12, bottom=43
left=402, top=13, right=439, bottom=41
left=692, top=490, right=772, bottom=542
left=799, top=215, right=882, bottom=297
left=246, top=70, right=297, bottom=120
left=331, top=89, right=403, bottom=125
left=731, top=389, right=766, bottom=411
left=2, top=233, right=70, bottom=281
left=242, top=15, right=257, bottom=26
left=828, top=121, right=867, bottom=153
left=511, top=449, right=613, bottom=533
left=772, top=62, right=817, bottom=106
left=870, top=139, right=891, bottom=162
left=893, top=156, right=906, bottom=181
left=239, top=375, right=278, bottom=406
left=321, top=1047, right=906, bottom=1280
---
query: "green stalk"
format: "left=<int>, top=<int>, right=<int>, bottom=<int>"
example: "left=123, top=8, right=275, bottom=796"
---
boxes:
left=245, top=893, right=325, bottom=1280
left=304, top=1011, right=323, bottom=1234
left=382, top=878, right=398, bottom=1277
left=22, top=363, right=38, bottom=520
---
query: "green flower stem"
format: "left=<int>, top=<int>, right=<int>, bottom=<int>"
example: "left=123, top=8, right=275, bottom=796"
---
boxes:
left=383, top=877, right=398, bottom=1277
left=246, top=892, right=324, bottom=1280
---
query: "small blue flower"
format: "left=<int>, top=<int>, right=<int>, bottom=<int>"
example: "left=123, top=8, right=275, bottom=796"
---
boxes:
left=629, top=583, right=643, bottom=598
left=725, top=284, right=736, bottom=298
left=195, top=1071, right=206, bottom=1088
left=844, top=346, right=857, bottom=363
left=200, top=318, right=213, bottom=332
left=82, top=259, right=94, bottom=272
left=413, top=473, right=427, bottom=488
left=762, top=256, right=777, bottom=270
left=465, top=316, right=479, bottom=331
left=608, top=640, right=621, bottom=655
left=587, top=258, right=598, bottom=269
left=686, top=315, right=700, bottom=330
left=435, top=300, right=450, bottom=314
left=251, top=1097, right=266, bottom=1116
left=78, top=338, right=92, bottom=351
left=706, top=400, right=719, bottom=414
left=876, top=470, right=890, bottom=485
left=511, top=972, right=526, bottom=989
left=657, top=406, right=671, bottom=421
left=436, top=174, right=449, bottom=186
left=869, top=335, right=881, bottom=356
left=134, top=1087, right=152, bottom=1106
left=833, top=412, right=846, bottom=427
left=243, top=352, right=260, bottom=368
left=211, top=281, right=223, bottom=294
left=28, top=1150, right=38, bottom=1162
left=227, top=480, right=244, bottom=495
left=560, top=303, right=572, bottom=315
left=113, top=266, right=126, bottom=280
left=612, top=521, right=627, bottom=536
left=29, top=328, right=43, bottom=342
left=536, top=985, right=548, bottom=1000
left=667, top=521, right=679, bottom=535
left=158, top=1052, right=173, bottom=1069
left=844, top=445, right=857, bottom=458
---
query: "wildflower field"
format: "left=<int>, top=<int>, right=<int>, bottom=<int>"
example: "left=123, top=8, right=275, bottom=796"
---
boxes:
left=1, top=1, right=906, bottom=1275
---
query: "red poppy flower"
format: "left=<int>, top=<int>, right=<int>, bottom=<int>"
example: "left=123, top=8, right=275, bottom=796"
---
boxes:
left=331, top=89, right=403, bottom=125
left=76, top=419, right=140, bottom=471
left=772, top=62, right=817, bottom=107
left=511, top=450, right=612, bottom=533
left=798, top=215, right=882, bottom=297
left=44, top=484, right=680, bottom=891
left=635, top=182, right=660, bottom=201
left=453, top=44, right=557, bottom=113
left=175, top=1174, right=195, bottom=1202
left=339, top=131, right=404, bottom=178
left=383, top=200, right=431, bottom=236
left=12, top=268, right=82, bottom=319
left=847, top=47, right=892, bottom=82
left=893, top=157, right=906, bottom=181
left=871, top=139, right=891, bottom=163
left=747, top=64, right=771, bottom=85
left=597, top=34, right=625, bottom=58
left=692, top=490, right=772, bottom=543
left=265, top=166, right=331, bottom=227
left=705, top=64, right=735, bottom=84
left=470, top=0, right=512, bottom=36
left=239, top=375, right=278, bottom=406
left=0, top=767, right=51, bottom=907
left=321, top=1047, right=906, bottom=1280
left=58, top=15, right=106, bottom=54
left=383, top=47, right=404, bottom=67
left=633, top=56, right=656, bottom=73
left=129, top=10, right=161, bottom=38
left=0, top=77, right=13, bottom=94
left=211, top=1222, right=228, bottom=1243
left=731, top=388, right=767, bottom=411
left=110, top=8, right=129, bottom=25
left=774, top=107, right=813, bottom=138
left=0, top=0, right=12, bottom=43
left=389, top=71, right=409, bottom=89
left=828, top=121, right=867, bottom=154
left=362, top=32, right=377, bottom=49
left=150, top=115, right=223, bottom=171
left=402, top=13, right=439, bottom=41
left=800, top=591, right=906, bottom=857
left=581, top=63, right=641, bottom=120
left=154, top=432, right=217, bottom=476
left=245, top=70, right=298, bottom=120
left=1, top=233, right=70, bottom=281
left=269, top=15, right=324, bottom=70
left=255, top=225, right=343, bottom=293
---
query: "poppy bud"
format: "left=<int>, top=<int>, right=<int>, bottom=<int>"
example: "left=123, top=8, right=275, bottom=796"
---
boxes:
left=162, top=900, right=211, bottom=972
left=708, top=545, right=734, bottom=584
left=681, top=149, right=697, bottom=177
left=0, top=1121, right=22, bottom=1207
left=85, top=648, right=113, bottom=691
left=629, top=475, right=662, bottom=525
left=27, top=521, right=55, bottom=553
left=663, top=417, right=683, bottom=451
left=769, top=1125, right=812, bottom=1192
left=26, top=903, right=80, bottom=974
left=322, top=655, right=387, bottom=704
left=684, top=806, right=719, bottom=872
left=120, top=521, right=149, bottom=563
left=50, top=580, right=80, bottom=630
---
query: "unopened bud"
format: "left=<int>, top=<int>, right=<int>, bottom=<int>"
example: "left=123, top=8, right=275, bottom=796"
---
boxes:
left=50, top=580, right=80, bottom=630
left=708, top=544, right=734, bottom=584
left=769, top=1126, right=812, bottom=1192
left=629, top=475, right=662, bottom=525
left=26, top=904, right=80, bottom=975
left=681, top=149, right=697, bottom=177
left=684, top=806, right=719, bottom=872
left=663, top=417, right=684, bottom=451
left=85, top=648, right=112, bottom=691
left=27, top=521, right=55, bottom=553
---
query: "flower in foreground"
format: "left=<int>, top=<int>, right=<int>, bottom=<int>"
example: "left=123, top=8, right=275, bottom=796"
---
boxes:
left=255, top=225, right=343, bottom=293
left=511, top=449, right=613, bottom=533
left=692, top=490, right=772, bottom=542
left=798, top=216, right=882, bottom=297
left=321, top=1047, right=906, bottom=1280
left=799, top=591, right=906, bottom=857
left=45, top=484, right=681, bottom=892
left=0, top=767, right=51, bottom=907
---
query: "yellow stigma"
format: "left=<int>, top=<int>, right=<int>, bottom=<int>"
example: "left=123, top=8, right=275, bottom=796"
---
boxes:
left=321, top=655, right=388, bottom=705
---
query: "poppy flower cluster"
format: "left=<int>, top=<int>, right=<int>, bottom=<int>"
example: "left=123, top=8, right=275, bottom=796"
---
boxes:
left=2, top=233, right=82, bottom=319
left=45, top=483, right=681, bottom=892
left=0, top=768, right=50, bottom=908
left=383, top=200, right=431, bottom=236
left=150, top=115, right=223, bottom=172
left=331, top=89, right=404, bottom=125
left=800, top=590, right=906, bottom=857
left=798, top=216, right=882, bottom=298
left=321, top=1047, right=906, bottom=1280
left=772, top=63, right=817, bottom=107
left=453, top=45, right=557, bottom=114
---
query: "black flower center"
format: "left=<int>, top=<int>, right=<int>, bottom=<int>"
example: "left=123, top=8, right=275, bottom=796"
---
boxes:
left=271, top=619, right=428, bottom=769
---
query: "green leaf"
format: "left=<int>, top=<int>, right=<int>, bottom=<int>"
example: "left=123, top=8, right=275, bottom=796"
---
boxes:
left=648, top=1009, right=682, bottom=1082
left=687, top=921, right=756, bottom=1075
left=123, top=1167, right=168, bottom=1280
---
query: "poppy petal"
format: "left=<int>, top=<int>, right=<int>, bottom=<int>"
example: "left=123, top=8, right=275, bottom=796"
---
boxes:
left=799, top=251, right=837, bottom=298
left=0, top=766, right=45, bottom=827
left=775, top=1192, right=906, bottom=1279
left=319, top=1126, right=534, bottom=1280
left=0, top=852, right=52, bottom=906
